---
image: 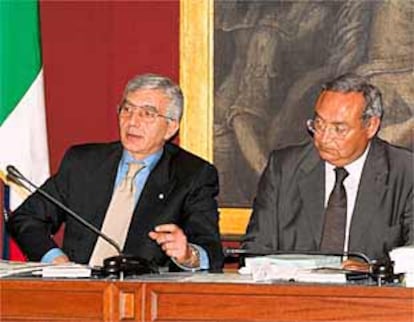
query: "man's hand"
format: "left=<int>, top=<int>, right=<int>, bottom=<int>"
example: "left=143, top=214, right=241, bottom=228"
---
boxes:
left=341, top=259, right=369, bottom=272
left=51, top=254, right=70, bottom=265
left=148, top=224, right=195, bottom=265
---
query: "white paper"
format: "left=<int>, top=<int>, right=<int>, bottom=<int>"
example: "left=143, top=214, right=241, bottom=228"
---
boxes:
left=40, top=263, right=91, bottom=278
left=239, top=254, right=345, bottom=283
left=0, top=260, right=48, bottom=277
left=390, top=245, right=414, bottom=274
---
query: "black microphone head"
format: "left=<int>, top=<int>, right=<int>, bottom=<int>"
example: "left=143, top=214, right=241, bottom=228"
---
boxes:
left=6, top=165, right=23, bottom=179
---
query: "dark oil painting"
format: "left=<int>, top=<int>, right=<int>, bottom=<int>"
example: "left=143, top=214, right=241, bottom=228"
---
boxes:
left=213, top=0, right=413, bottom=208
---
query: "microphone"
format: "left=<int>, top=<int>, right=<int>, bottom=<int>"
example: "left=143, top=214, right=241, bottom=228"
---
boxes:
left=5, top=165, right=158, bottom=277
left=6, top=165, right=122, bottom=255
left=0, top=171, right=11, bottom=222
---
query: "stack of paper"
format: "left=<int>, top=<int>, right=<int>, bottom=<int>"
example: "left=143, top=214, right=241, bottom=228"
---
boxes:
left=0, top=260, right=92, bottom=279
left=389, top=245, right=414, bottom=287
left=40, top=263, right=91, bottom=278
left=239, top=254, right=345, bottom=283
left=0, top=260, right=48, bottom=277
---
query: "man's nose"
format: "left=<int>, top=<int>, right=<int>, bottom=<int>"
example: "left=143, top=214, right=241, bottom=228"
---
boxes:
left=319, top=127, right=335, bottom=143
left=128, top=110, right=143, bottom=125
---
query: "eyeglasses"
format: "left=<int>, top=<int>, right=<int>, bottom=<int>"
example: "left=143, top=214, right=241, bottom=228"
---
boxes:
left=306, top=118, right=351, bottom=139
left=118, top=99, right=175, bottom=123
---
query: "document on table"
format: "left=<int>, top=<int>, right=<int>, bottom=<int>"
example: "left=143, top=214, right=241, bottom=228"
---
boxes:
left=390, top=245, right=414, bottom=287
left=0, top=260, right=91, bottom=278
left=39, top=263, right=91, bottom=278
left=239, top=254, right=346, bottom=283
left=0, top=260, right=48, bottom=277
left=390, top=245, right=414, bottom=274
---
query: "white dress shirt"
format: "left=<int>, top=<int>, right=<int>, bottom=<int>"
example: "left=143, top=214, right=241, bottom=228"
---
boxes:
left=324, top=144, right=371, bottom=252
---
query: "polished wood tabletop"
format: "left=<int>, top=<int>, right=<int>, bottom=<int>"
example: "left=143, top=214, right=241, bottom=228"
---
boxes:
left=1, top=273, right=413, bottom=322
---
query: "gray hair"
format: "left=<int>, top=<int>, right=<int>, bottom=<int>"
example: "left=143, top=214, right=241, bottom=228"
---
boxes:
left=321, top=73, right=383, bottom=120
left=123, top=73, right=184, bottom=121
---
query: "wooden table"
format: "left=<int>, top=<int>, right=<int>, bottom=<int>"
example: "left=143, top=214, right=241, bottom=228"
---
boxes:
left=1, top=274, right=413, bottom=321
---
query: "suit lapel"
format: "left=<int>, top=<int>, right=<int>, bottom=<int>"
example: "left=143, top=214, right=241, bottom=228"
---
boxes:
left=349, top=139, right=389, bottom=250
left=89, top=144, right=123, bottom=226
left=298, top=146, right=326, bottom=247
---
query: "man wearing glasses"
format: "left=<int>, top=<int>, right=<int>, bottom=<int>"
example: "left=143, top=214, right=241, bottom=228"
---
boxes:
left=242, top=73, right=413, bottom=263
left=8, top=74, right=224, bottom=272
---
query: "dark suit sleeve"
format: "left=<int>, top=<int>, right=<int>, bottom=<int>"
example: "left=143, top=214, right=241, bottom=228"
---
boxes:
left=241, top=151, right=281, bottom=253
left=400, top=165, right=414, bottom=246
left=403, top=187, right=413, bottom=245
left=7, top=147, right=76, bottom=261
left=179, top=163, right=224, bottom=271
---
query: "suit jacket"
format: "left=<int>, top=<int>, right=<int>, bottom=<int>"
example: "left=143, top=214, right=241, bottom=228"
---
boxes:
left=8, top=142, right=224, bottom=271
left=242, top=137, right=413, bottom=261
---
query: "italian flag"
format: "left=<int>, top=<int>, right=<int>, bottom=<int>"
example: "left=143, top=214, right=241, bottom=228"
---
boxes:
left=0, top=1, right=50, bottom=259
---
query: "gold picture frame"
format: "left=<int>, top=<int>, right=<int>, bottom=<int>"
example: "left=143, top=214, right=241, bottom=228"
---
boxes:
left=179, top=0, right=251, bottom=236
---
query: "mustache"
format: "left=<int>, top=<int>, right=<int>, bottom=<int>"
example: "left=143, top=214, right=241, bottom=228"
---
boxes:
left=316, top=143, right=340, bottom=154
left=125, top=126, right=143, bottom=136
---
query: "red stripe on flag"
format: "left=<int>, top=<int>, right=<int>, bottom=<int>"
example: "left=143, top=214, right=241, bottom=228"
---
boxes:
left=10, top=239, right=26, bottom=261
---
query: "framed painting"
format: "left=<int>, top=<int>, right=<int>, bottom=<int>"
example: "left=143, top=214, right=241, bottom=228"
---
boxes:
left=179, top=0, right=414, bottom=236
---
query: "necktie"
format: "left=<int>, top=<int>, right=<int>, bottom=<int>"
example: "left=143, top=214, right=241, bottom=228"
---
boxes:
left=89, top=163, right=144, bottom=266
left=320, top=167, right=349, bottom=252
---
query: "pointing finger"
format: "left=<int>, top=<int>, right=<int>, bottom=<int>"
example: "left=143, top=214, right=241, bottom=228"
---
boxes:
left=154, top=224, right=179, bottom=233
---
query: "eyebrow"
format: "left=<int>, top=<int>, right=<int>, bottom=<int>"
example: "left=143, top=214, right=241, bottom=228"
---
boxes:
left=123, top=99, right=158, bottom=113
left=314, top=114, right=347, bottom=126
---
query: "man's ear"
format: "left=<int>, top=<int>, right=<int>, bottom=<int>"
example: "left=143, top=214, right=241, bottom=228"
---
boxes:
left=366, top=116, right=381, bottom=139
left=164, top=120, right=179, bottom=141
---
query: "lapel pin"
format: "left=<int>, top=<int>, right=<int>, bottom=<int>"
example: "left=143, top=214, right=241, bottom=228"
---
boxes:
left=158, top=193, right=164, bottom=200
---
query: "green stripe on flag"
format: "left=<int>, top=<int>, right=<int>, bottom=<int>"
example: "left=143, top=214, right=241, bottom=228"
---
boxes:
left=0, top=0, right=41, bottom=125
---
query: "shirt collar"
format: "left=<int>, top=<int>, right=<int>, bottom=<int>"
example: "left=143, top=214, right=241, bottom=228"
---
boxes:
left=326, top=142, right=371, bottom=175
left=120, top=148, right=163, bottom=172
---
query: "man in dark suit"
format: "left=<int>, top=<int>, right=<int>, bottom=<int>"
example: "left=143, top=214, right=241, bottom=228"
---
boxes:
left=242, top=74, right=413, bottom=262
left=8, top=74, right=224, bottom=272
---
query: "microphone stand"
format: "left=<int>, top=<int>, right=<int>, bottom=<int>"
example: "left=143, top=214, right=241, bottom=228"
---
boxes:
left=6, top=165, right=158, bottom=278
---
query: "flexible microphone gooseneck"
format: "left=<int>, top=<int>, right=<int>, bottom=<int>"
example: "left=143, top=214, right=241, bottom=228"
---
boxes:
left=6, top=165, right=158, bottom=278
left=7, top=165, right=122, bottom=255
